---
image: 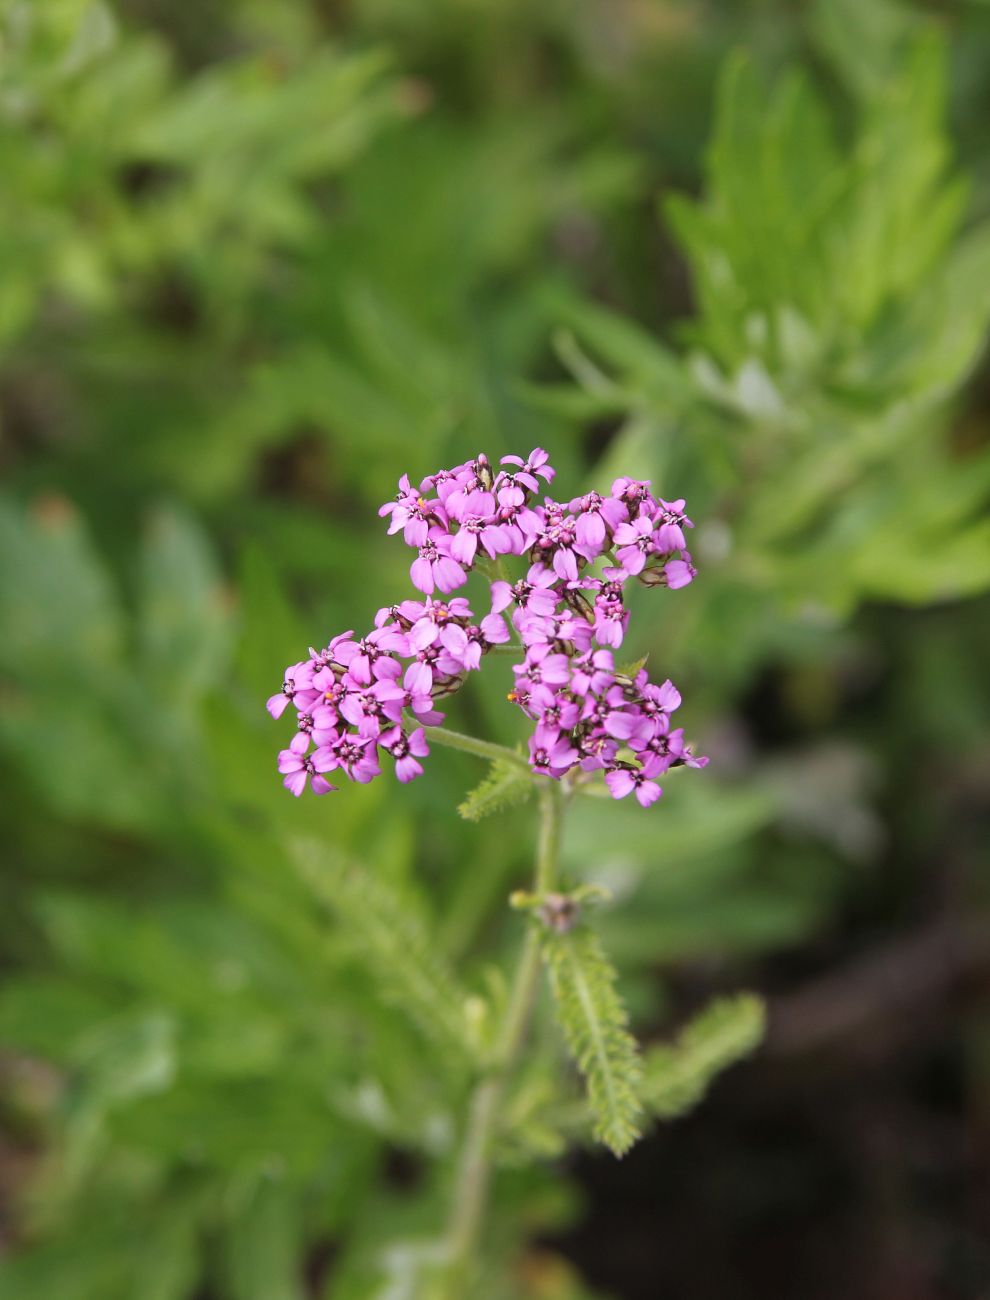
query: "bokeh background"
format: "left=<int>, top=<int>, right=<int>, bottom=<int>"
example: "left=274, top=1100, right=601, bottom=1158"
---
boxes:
left=1, top=1, right=989, bottom=1297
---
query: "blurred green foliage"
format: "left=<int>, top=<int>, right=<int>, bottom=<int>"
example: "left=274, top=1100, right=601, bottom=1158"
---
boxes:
left=1, top=0, right=989, bottom=1297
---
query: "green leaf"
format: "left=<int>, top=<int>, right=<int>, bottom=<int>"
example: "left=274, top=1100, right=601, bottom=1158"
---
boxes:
left=641, top=994, right=765, bottom=1120
left=544, top=289, right=688, bottom=395
left=457, top=758, right=533, bottom=822
left=615, top=655, right=648, bottom=680
left=234, top=541, right=310, bottom=701
left=853, top=516, right=990, bottom=606
left=224, top=1180, right=306, bottom=1300
left=665, top=34, right=967, bottom=385
left=811, top=0, right=920, bottom=103
left=0, top=977, right=114, bottom=1061
left=564, top=778, right=776, bottom=873
left=73, top=1011, right=178, bottom=1108
left=292, top=840, right=477, bottom=1069
left=0, top=496, right=124, bottom=682
left=541, top=927, right=642, bottom=1156
left=0, top=1196, right=203, bottom=1300
left=137, top=505, right=230, bottom=705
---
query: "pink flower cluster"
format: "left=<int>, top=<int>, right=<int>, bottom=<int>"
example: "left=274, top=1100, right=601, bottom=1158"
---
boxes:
left=269, top=450, right=705, bottom=806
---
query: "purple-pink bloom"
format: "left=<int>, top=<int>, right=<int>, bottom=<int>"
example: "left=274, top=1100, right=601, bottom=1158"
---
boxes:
left=379, top=475, right=446, bottom=547
left=501, top=447, right=555, bottom=492
left=611, top=477, right=656, bottom=512
left=515, top=643, right=571, bottom=689
left=324, top=732, right=381, bottom=784
left=578, top=732, right=619, bottom=772
left=604, top=706, right=654, bottom=745
left=528, top=502, right=592, bottom=582
left=612, top=515, right=656, bottom=577
left=278, top=733, right=338, bottom=797
left=586, top=578, right=629, bottom=648
left=381, top=726, right=430, bottom=782
left=529, top=730, right=579, bottom=777
left=570, top=648, right=616, bottom=698
left=335, top=629, right=405, bottom=687
left=491, top=564, right=559, bottom=622
left=267, top=661, right=319, bottom=719
left=272, top=447, right=703, bottom=806
left=535, top=692, right=580, bottom=734
left=374, top=678, right=444, bottom=727
left=663, top=557, right=696, bottom=589
left=569, top=491, right=628, bottom=550
left=410, top=532, right=468, bottom=595
left=605, top=764, right=662, bottom=808
left=653, top=498, right=693, bottom=554
left=638, top=677, right=681, bottom=722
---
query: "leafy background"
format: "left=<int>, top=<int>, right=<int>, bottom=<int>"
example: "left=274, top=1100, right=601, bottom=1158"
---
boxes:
left=1, top=0, right=989, bottom=1297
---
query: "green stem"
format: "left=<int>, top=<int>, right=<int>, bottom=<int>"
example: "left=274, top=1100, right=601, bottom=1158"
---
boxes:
left=439, top=782, right=564, bottom=1296
left=412, top=719, right=530, bottom=771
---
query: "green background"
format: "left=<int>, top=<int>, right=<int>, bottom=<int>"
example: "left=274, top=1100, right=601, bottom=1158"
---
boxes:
left=1, top=1, right=988, bottom=1297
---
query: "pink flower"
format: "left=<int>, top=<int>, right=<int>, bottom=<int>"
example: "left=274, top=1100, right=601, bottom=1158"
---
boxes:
left=612, top=515, right=656, bottom=577
left=273, top=448, right=705, bottom=808
left=267, top=661, right=319, bottom=718
left=490, top=565, right=558, bottom=620
left=569, top=491, right=628, bottom=549
left=663, top=557, right=696, bottom=589
left=653, top=498, right=693, bottom=554
left=381, top=726, right=430, bottom=783
left=611, top=477, right=656, bottom=511
left=605, top=765, right=662, bottom=808
left=379, top=475, right=447, bottom=547
left=529, top=732, right=579, bottom=777
left=410, top=531, right=468, bottom=595
left=278, top=733, right=338, bottom=797
left=501, top=447, right=555, bottom=491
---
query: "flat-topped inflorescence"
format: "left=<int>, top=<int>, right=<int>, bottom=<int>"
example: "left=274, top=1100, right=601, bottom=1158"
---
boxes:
left=269, top=450, right=706, bottom=805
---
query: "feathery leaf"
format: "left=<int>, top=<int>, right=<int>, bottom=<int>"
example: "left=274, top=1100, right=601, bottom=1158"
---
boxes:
left=457, top=758, right=533, bottom=822
left=642, top=993, right=765, bottom=1120
left=541, top=927, right=642, bottom=1156
left=291, top=838, right=476, bottom=1068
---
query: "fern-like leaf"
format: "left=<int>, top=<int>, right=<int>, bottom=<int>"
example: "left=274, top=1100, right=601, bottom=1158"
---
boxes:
left=457, top=758, right=533, bottom=822
left=542, top=927, right=642, bottom=1156
left=642, top=993, right=765, bottom=1120
left=292, top=838, right=476, bottom=1068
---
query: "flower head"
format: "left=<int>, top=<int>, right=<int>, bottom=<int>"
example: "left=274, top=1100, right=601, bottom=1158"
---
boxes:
left=270, top=449, right=704, bottom=804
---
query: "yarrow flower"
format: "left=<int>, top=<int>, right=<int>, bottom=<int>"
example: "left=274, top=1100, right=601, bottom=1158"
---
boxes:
left=269, top=449, right=705, bottom=805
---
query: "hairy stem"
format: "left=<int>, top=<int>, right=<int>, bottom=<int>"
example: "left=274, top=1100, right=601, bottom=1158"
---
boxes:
left=413, top=719, right=530, bottom=771
left=439, top=781, right=564, bottom=1296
